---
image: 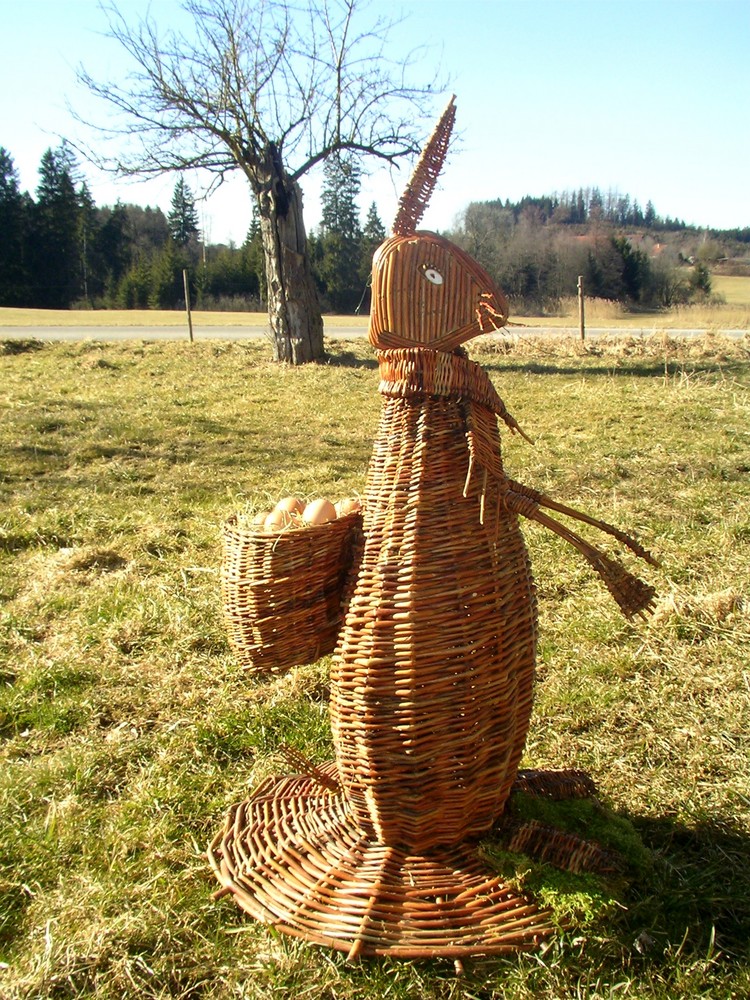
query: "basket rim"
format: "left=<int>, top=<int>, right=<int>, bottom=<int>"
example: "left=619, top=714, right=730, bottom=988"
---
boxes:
left=223, top=507, right=362, bottom=540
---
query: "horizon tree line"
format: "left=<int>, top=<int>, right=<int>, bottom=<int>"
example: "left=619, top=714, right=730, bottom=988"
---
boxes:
left=0, top=142, right=266, bottom=311
left=1, top=141, right=744, bottom=315
left=0, top=143, right=387, bottom=313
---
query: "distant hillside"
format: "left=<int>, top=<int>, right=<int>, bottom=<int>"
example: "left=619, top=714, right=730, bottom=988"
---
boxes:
left=444, top=189, right=750, bottom=312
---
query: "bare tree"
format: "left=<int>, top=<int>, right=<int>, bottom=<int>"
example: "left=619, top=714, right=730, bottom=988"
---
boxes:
left=76, top=0, right=440, bottom=362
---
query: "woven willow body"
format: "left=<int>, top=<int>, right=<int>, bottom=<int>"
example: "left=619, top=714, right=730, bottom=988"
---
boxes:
left=331, top=348, right=536, bottom=850
left=208, top=347, right=562, bottom=958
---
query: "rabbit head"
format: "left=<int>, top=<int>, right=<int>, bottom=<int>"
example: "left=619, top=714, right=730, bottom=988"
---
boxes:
left=368, top=96, right=509, bottom=352
left=368, top=231, right=509, bottom=352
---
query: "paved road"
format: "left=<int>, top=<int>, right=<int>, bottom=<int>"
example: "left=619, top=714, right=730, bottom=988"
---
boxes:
left=0, top=324, right=746, bottom=342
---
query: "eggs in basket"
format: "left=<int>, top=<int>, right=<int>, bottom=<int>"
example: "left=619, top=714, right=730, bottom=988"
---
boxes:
left=248, top=496, right=362, bottom=533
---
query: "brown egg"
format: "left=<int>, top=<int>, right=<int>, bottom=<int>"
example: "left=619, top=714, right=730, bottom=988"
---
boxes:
left=263, top=508, right=296, bottom=532
left=275, top=496, right=304, bottom=515
left=335, top=497, right=362, bottom=518
left=252, top=510, right=271, bottom=528
left=303, top=498, right=337, bottom=526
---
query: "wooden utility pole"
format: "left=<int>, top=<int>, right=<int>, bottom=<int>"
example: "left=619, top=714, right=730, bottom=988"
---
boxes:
left=577, top=275, right=585, bottom=344
left=183, top=269, right=194, bottom=343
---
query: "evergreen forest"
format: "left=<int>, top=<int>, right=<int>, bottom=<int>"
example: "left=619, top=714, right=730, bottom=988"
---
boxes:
left=1, top=143, right=748, bottom=315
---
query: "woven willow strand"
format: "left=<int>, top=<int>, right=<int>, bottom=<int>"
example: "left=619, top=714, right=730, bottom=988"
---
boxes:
left=392, top=95, right=457, bottom=236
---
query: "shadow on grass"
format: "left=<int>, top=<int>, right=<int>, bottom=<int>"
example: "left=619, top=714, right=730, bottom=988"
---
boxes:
left=322, top=340, right=749, bottom=380
left=479, top=357, right=750, bottom=379
left=323, top=348, right=379, bottom=371
left=336, top=810, right=750, bottom=997
left=0, top=339, right=46, bottom=355
left=629, top=813, right=750, bottom=960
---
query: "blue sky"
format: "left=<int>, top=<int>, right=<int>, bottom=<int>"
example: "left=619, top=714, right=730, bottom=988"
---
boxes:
left=2, top=0, right=748, bottom=244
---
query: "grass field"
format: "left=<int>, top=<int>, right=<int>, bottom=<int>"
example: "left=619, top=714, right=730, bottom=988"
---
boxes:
left=1, top=334, right=749, bottom=998
left=0, top=308, right=357, bottom=330
left=712, top=274, right=750, bottom=307
left=2, top=274, right=749, bottom=334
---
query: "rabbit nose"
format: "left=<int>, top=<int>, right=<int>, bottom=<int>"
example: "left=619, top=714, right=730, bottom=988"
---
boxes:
left=475, top=291, right=507, bottom=333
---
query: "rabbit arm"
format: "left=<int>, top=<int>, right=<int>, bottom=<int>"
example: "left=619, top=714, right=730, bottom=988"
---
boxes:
left=503, top=487, right=656, bottom=620
left=505, top=478, right=659, bottom=567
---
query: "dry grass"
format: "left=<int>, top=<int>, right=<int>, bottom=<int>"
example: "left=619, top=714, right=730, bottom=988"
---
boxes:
left=0, top=307, right=269, bottom=328
left=515, top=295, right=750, bottom=332
left=3, top=291, right=750, bottom=336
left=1, top=335, right=749, bottom=998
left=0, top=308, right=370, bottom=330
left=712, top=274, right=750, bottom=307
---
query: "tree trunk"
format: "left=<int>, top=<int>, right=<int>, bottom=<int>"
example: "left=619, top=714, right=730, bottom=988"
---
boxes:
left=254, top=149, right=324, bottom=364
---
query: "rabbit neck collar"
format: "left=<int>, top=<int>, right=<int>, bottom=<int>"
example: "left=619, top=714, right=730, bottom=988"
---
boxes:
left=377, top=348, right=527, bottom=440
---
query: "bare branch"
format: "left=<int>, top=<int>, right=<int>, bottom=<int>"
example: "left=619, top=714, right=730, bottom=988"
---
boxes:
left=74, top=0, right=442, bottom=185
left=72, top=0, right=445, bottom=363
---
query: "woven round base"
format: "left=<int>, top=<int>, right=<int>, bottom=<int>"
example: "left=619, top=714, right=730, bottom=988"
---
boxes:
left=208, top=767, right=555, bottom=960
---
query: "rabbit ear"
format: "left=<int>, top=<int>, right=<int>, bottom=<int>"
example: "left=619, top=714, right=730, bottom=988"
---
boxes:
left=392, top=95, right=457, bottom=236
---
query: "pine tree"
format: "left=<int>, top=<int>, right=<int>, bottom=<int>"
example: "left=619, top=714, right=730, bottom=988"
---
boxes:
left=33, top=144, right=84, bottom=307
left=149, top=239, right=187, bottom=308
left=688, top=261, right=711, bottom=299
left=588, top=187, right=604, bottom=222
left=0, top=148, right=30, bottom=305
left=116, top=257, right=152, bottom=309
left=362, top=201, right=386, bottom=249
left=167, top=176, right=200, bottom=247
left=359, top=201, right=386, bottom=294
left=93, top=203, right=131, bottom=304
left=317, top=154, right=363, bottom=312
left=78, top=181, right=98, bottom=305
left=244, top=204, right=266, bottom=305
left=575, top=188, right=586, bottom=224
left=320, top=155, right=362, bottom=241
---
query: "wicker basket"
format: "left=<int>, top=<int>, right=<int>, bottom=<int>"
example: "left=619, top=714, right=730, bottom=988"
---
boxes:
left=221, top=509, right=362, bottom=673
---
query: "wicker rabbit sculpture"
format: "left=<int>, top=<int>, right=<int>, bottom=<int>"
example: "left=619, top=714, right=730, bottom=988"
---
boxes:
left=210, top=97, right=656, bottom=960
